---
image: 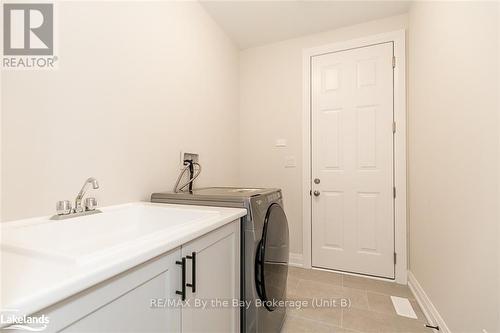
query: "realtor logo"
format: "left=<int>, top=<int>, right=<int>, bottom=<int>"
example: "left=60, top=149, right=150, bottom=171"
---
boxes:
left=3, top=3, right=53, bottom=55
left=2, top=3, right=57, bottom=69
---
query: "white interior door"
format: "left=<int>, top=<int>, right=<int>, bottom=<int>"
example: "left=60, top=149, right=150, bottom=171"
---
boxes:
left=311, top=42, right=395, bottom=278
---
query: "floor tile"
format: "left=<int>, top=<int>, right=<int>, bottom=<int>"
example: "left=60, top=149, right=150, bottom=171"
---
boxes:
left=367, top=292, right=427, bottom=322
left=342, top=275, right=415, bottom=299
left=281, top=314, right=359, bottom=333
left=330, top=327, right=359, bottom=333
left=292, top=279, right=344, bottom=299
left=342, top=307, right=428, bottom=333
left=288, top=266, right=305, bottom=276
left=291, top=267, right=343, bottom=286
left=392, top=316, right=430, bottom=333
left=287, top=281, right=368, bottom=310
left=367, top=292, right=397, bottom=316
left=284, top=269, right=429, bottom=333
left=342, top=307, right=387, bottom=333
left=288, top=305, right=342, bottom=327
left=410, top=300, right=427, bottom=322
left=287, top=275, right=300, bottom=291
left=340, top=287, right=369, bottom=310
left=281, top=315, right=333, bottom=333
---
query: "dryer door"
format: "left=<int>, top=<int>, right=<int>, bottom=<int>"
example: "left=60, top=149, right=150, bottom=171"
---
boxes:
left=255, top=203, right=289, bottom=311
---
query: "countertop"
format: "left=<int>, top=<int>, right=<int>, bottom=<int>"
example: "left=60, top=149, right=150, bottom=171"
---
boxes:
left=0, top=202, right=246, bottom=320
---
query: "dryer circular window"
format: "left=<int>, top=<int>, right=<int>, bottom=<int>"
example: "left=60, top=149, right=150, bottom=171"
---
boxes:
left=255, top=203, right=289, bottom=311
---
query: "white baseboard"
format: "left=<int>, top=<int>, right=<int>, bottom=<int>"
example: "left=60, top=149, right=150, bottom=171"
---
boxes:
left=408, top=271, right=451, bottom=333
left=289, top=253, right=303, bottom=267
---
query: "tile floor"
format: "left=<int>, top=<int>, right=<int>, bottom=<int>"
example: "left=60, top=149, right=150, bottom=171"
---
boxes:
left=281, top=267, right=430, bottom=333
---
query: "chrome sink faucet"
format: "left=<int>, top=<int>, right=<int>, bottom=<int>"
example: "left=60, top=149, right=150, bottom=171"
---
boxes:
left=52, top=177, right=102, bottom=220
left=74, top=177, right=99, bottom=213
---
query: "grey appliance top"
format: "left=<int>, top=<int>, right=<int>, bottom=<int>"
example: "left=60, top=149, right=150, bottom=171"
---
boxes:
left=151, top=187, right=280, bottom=204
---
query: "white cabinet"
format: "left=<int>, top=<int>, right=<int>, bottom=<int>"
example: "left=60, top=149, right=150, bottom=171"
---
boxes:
left=40, top=248, right=182, bottom=333
left=34, top=220, right=239, bottom=333
left=181, top=220, right=240, bottom=333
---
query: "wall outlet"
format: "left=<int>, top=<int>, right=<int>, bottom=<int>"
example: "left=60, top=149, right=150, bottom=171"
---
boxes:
left=180, top=151, right=199, bottom=168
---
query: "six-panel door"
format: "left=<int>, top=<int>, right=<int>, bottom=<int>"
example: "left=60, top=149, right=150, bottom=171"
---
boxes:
left=311, top=42, right=395, bottom=278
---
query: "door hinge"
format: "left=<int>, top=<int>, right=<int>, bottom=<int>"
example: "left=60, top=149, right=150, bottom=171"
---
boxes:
left=393, top=187, right=396, bottom=198
left=392, top=56, right=396, bottom=68
left=394, top=252, right=397, bottom=264
left=392, top=121, right=396, bottom=134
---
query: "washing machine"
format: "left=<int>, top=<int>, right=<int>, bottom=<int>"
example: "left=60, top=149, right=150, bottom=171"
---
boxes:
left=151, top=187, right=289, bottom=333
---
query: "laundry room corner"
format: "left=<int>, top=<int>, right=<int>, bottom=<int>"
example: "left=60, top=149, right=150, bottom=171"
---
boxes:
left=238, top=13, right=408, bottom=271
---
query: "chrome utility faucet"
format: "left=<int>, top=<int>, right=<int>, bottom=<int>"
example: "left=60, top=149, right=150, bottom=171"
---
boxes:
left=74, top=177, right=99, bottom=213
left=52, top=177, right=102, bottom=220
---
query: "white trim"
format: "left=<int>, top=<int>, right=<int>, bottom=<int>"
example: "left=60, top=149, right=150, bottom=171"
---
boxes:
left=288, top=253, right=304, bottom=267
left=408, top=271, right=451, bottom=333
left=301, top=30, right=407, bottom=284
left=302, top=45, right=312, bottom=269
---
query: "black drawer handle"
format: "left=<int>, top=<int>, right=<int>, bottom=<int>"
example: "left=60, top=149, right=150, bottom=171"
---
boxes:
left=175, top=257, right=186, bottom=300
left=186, top=252, right=196, bottom=293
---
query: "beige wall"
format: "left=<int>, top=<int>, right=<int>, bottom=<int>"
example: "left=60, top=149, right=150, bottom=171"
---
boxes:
left=409, top=2, right=499, bottom=332
left=1, top=1, right=240, bottom=221
left=239, top=14, right=408, bottom=255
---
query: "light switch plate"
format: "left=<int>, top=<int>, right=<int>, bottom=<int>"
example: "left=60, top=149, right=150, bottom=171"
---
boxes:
left=275, top=139, right=287, bottom=147
left=285, top=156, right=296, bottom=168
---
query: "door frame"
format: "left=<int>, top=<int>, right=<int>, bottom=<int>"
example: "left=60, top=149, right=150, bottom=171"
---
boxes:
left=301, top=30, right=407, bottom=284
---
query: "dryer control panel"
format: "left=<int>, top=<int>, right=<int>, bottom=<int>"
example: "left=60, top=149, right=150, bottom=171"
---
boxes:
left=265, top=191, right=281, bottom=203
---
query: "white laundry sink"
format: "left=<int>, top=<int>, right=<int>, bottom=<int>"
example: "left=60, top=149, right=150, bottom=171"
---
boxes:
left=1, top=202, right=220, bottom=265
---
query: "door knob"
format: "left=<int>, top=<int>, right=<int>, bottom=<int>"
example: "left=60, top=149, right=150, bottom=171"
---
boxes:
left=313, top=190, right=321, bottom=197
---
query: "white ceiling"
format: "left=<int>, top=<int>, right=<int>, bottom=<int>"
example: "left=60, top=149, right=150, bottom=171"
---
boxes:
left=200, top=1, right=411, bottom=49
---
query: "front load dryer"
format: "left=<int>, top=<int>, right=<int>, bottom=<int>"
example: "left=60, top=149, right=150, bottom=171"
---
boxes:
left=151, top=187, right=289, bottom=333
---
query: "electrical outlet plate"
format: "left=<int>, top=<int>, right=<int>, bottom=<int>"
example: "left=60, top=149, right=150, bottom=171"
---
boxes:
left=180, top=151, right=199, bottom=168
